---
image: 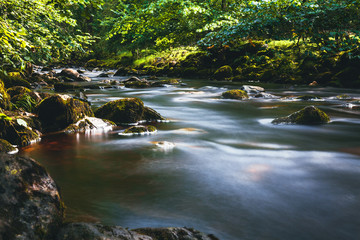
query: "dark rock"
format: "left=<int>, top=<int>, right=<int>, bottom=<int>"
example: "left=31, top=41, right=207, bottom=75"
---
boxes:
left=123, top=76, right=143, bottom=83
left=272, top=106, right=330, bottom=125
left=94, top=98, right=164, bottom=125
left=76, top=76, right=91, bottom=82
left=58, top=69, right=80, bottom=80
left=0, top=154, right=64, bottom=239
left=222, top=90, right=249, bottom=100
left=7, top=86, right=32, bottom=98
left=114, top=67, right=129, bottom=76
left=125, top=81, right=150, bottom=88
left=213, top=65, right=233, bottom=80
left=77, top=69, right=85, bottom=74
left=151, top=79, right=180, bottom=87
left=37, top=95, right=94, bottom=132
left=54, top=83, right=83, bottom=92
left=296, top=95, right=322, bottom=101
left=41, top=67, right=53, bottom=72
left=96, top=73, right=109, bottom=78
left=134, top=227, right=219, bottom=240
left=0, top=139, right=17, bottom=153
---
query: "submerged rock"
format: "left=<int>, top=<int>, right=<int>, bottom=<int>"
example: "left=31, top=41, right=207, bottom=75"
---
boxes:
left=94, top=98, right=164, bottom=125
left=37, top=95, right=94, bottom=132
left=272, top=106, right=330, bottom=125
left=296, top=95, right=322, bottom=101
left=0, top=154, right=64, bottom=240
left=222, top=90, right=249, bottom=100
left=0, top=139, right=17, bottom=153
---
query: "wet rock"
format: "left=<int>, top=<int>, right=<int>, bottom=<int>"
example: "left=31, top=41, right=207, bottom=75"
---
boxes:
left=125, top=81, right=150, bottom=88
left=0, top=79, right=11, bottom=110
left=240, top=85, right=264, bottom=94
left=94, top=98, right=164, bottom=125
left=0, top=113, right=40, bottom=147
left=222, top=90, right=249, bottom=100
left=76, top=76, right=92, bottom=82
left=114, top=67, right=129, bottom=76
left=296, top=95, right=322, bottom=101
left=143, top=106, right=165, bottom=121
left=254, top=92, right=279, bottom=99
left=41, top=66, right=53, bottom=72
left=134, top=227, right=219, bottom=240
left=151, top=79, right=180, bottom=87
left=309, top=81, right=318, bottom=86
left=54, top=83, right=83, bottom=92
left=58, top=69, right=80, bottom=80
left=213, top=65, right=233, bottom=80
left=272, top=106, right=330, bottom=125
left=336, top=94, right=352, bottom=100
left=0, top=139, right=17, bottom=154
left=122, top=125, right=157, bottom=135
left=37, top=95, right=94, bottom=132
left=65, top=117, right=115, bottom=133
left=0, top=154, right=64, bottom=239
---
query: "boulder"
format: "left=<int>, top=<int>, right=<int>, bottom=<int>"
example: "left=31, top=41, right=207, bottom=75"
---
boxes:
left=240, top=85, right=264, bottom=94
left=58, top=69, right=80, bottom=80
left=0, top=154, right=64, bottom=239
left=143, top=106, right=165, bottom=121
left=213, top=65, right=233, bottom=80
left=0, top=114, right=40, bottom=147
left=0, top=79, right=11, bottom=110
left=296, top=95, right=322, bottom=101
left=114, top=67, right=129, bottom=76
left=94, top=98, right=164, bottom=125
left=222, top=90, right=249, bottom=100
left=272, top=106, right=330, bottom=125
left=37, top=95, right=94, bottom=132
left=96, top=73, right=109, bottom=78
left=65, top=117, right=115, bottom=134
left=151, top=79, right=180, bottom=87
left=0, top=139, right=17, bottom=154
left=122, top=125, right=157, bottom=135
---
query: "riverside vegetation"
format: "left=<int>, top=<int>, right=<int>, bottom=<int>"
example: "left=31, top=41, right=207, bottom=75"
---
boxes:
left=0, top=0, right=359, bottom=239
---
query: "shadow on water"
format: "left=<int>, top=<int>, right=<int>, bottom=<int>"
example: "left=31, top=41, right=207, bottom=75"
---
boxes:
left=21, top=73, right=360, bottom=240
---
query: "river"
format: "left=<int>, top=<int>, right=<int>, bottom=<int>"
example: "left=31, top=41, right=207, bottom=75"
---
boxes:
left=20, top=71, right=360, bottom=240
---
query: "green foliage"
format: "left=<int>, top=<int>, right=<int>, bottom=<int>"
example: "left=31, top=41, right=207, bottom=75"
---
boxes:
left=0, top=0, right=93, bottom=69
left=12, top=94, right=37, bottom=113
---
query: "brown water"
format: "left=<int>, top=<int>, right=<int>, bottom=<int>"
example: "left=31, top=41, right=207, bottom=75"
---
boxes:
left=20, top=72, right=360, bottom=240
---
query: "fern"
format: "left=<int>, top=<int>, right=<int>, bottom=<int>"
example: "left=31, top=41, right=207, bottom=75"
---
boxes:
left=13, top=94, right=37, bottom=113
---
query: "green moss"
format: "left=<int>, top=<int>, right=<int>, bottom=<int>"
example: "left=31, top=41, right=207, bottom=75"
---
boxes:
left=0, top=79, right=11, bottom=110
left=0, top=139, right=17, bottom=153
left=272, top=106, right=330, bottom=125
left=123, top=125, right=157, bottom=134
left=95, top=98, right=145, bottom=124
left=124, top=81, right=150, bottom=88
left=336, top=94, right=351, bottom=100
left=213, top=65, right=233, bottom=80
left=222, top=90, right=249, bottom=100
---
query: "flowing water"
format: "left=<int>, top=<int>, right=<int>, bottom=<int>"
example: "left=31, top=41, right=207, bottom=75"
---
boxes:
left=20, top=71, right=360, bottom=240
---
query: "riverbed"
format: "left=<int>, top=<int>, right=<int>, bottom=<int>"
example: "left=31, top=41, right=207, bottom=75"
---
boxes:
left=20, top=71, right=360, bottom=240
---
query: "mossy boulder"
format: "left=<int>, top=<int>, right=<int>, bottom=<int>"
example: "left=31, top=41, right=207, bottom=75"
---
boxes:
left=123, top=125, right=157, bottom=135
left=0, top=114, right=40, bottom=147
left=151, top=79, right=180, bottom=87
left=272, top=106, right=330, bottom=125
left=94, top=98, right=164, bottom=125
left=0, top=153, right=64, bottom=239
left=222, top=90, right=249, bottom=100
left=0, top=79, right=11, bottom=109
left=124, top=81, right=150, bottom=88
left=37, top=95, right=94, bottom=132
left=213, top=65, right=233, bottom=80
left=0, top=139, right=17, bottom=153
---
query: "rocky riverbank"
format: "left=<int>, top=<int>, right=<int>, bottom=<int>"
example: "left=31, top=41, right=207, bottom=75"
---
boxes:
left=0, top=153, right=219, bottom=240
